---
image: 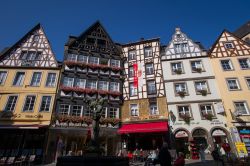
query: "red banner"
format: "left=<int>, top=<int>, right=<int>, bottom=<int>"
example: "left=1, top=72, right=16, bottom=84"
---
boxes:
left=133, top=63, right=138, bottom=87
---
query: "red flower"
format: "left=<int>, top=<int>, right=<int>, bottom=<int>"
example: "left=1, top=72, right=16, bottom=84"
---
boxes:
left=60, top=85, right=74, bottom=91
left=109, top=91, right=121, bottom=96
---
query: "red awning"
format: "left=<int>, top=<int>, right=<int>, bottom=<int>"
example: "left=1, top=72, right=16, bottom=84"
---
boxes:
left=118, top=122, right=168, bottom=134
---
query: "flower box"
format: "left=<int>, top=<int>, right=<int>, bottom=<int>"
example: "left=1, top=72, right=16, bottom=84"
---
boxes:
left=109, top=91, right=121, bottom=96
left=177, top=91, right=186, bottom=97
left=60, top=85, right=74, bottom=92
left=194, top=67, right=202, bottom=73
left=203, top=113, right=213, bottom=121
left=180, top=114, right=191, bottom=124
left=198, top=89, right=207, bottom=96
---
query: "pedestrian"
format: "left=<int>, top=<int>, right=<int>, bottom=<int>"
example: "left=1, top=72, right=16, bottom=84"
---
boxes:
left=199, top=144, right=205, bottom=162
left=158, top=142, right=172, bottom=166
left=173, top=152, right=185, bottom=166
left=211, top=147, right=224, bottom=166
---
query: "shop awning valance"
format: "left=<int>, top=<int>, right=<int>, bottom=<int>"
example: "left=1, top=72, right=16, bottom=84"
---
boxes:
left=118, top=122, right=168, bottom=134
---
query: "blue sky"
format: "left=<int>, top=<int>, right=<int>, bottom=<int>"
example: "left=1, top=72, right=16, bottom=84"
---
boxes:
left=0, top=0, right=249, bottom=61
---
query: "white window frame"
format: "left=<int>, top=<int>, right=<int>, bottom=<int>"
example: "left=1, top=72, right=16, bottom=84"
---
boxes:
left=109, top=107, right=119, bottom=118
left=128, top=51, right=136, bottom=60
left=220, top=60, right=234, bottom=71
left=67, top=54, right=77, bottom=61
left=110, top=82, right=119, bottom=92
left=30, top=72, right=42, bottom=86
left=238, top=58, right=250, bottom=69
left=59, top=104, right=70, bottom=115
left=63, top=77, right=74, bottom=87
left=129, top=83, right=137, bottom=96
left=147, top=81, right=156, bottom=94
left=130, top=104, right=139, bottom=117
left=88, top=56, right=99, bottom=64
left=195, top=81, right=208, bottom=91
left=171, top=62, right=183, bottom=73
left=224, top=42, right=234, bottom=49
left=110, top=59, right=120, bottom=67
left=98, top=81, right=109, bottom=90
left=200, top=104, right=214, bottom=118
left=12, top=71, right=25, bottom=86
left=0, top=71, right=7, bottom=85
left=71, top=105, right=82, bottom=117
left=4, top=95, right=18, bottom=112
left=174, top=83, right=187, bottom=93
left=145, top=63, right=154, bottom=75
left=45, top=73, right=57, bottom=87
left=75, top=78, right=86, bottom=88
left=86, top=80, right=97, bottom=89
left=178, top=105, right=191, bottom=118
left=246, top=77, right=250, bottom=89
left=39, top=96, right=52, bottom=112
left=234, top=101, right=249, bottom=115
left=144, top=47, right=153, bottom=58
left=226, top=78, right=240, bottom=90
left=101, top=107, right=107, bottom=118
left=149, top=102, right=159, bottom=115
left=22, top=95, right=36, bottom=112
left=191, top=60, right=203, bottom=71
left=78, top=55, right=88, bottom=63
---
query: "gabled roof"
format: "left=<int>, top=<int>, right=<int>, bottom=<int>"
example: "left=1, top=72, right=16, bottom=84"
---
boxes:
left=234, top=21, right=250, bottom=39
left=208, top=29, right=250, bottom=56
left=66, top=21, right=116, bottom=47
left=0, top=23, right=41, bottom=60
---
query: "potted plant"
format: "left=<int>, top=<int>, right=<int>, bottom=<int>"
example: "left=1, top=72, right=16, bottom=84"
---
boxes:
left=180, top=114, right=191, bottom=124
left=204, top=113, right=213, bottom=121
left=174, top=68, right=182, bottom=74
left=194, top=67, right=202, bottom=73
left=198, top=89, right=207, bottom=96
left=177, top=91, right=186, bottom=97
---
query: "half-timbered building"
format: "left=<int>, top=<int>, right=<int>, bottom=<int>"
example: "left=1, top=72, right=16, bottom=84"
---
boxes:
left=118, top=38, right=169, bottom=151
left=0, top=24, right=60, bottom=164
left=161, top=28, right=230, bottom=157
left=209, top=29, right=250, bottom=156
left=46, top=21, right=123, bottom=161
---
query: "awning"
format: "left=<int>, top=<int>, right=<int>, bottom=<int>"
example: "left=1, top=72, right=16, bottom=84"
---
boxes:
left=118, top=122, right=168, bottom=134
left=0, top=124, right=48, bottom=129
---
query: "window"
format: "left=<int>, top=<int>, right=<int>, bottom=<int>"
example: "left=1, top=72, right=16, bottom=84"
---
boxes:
left=39, top=96, right=52, bottom=112
left=101, top=107, right=107, bottom=118
left=75, top=78, right=86, bottom=88
left=144, top=47, right=153, bottom=57
left=0, top=71, right=7, bottom=85
left=129, top=66, right=134, bottom=77
left=246, top=77, right=250, bottom=88
left=71, top=105, right=82, bottom=116
left=174, top=83, right=187, bottom=93
left=98, top=81, right=108, bottom=90
left=147, top=81, right=156, bottom=94
left=234, top=102, right=249, bottom=115
left=227, top=78, right=240, bottom=90
left=78, top=55, right=88, bottom=62
left=13, top=72, right=25, bottom=86
left=88, top=56, right=99, bottom=64
left=20, top=51, right=41, bottom=61
left=59, top=104, right=70, bottom=115
left=110, top=59, right=120, bottom=67
left=149, top=102, right=159, bottom=115
left=63, top=77, right=74, bottom=87
left=5, top=96, right=18, bottom=112
left=33, top=35, right=39, bottom=43
left=128, top=51, right=136, bottom=60
left=145, top=63, right=154, bottom=75
left=109, top=107, right=119, bottom=118
left=110, top=82, right=119, bottom=92
left=46, top=73, right=56, bottom=87
left=67, top=54, right=77, bottom=61
left=86, top=80, right=97, bottom=89
left=239, top=58, right=250, bottom=69
left=129, top=83, right=137, bottom=96
left=23, top=95, right=36, bottom=112
left=171, top=62, right=183, bottom=73
left=178, top=105, right=191, bottom=118
left=224, top=42, right=234, bottom=49
left=174, top=43, right=188, bottom=53
left=200, top=104, right=214, bottom=118
left=194, top=81, right=208, bottom=91
left=191, top=61, right=203, bottom=72
left=84, top=108, right=92, bottom=117
left=221, top=60, right=233, bottom=71
left=30, top=72, right=42, bottom=86
left=130, top=104, right=139, bottom=116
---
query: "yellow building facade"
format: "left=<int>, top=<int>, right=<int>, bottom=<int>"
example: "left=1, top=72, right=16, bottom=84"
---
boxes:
left=209, top=30, right=250, bottom=156
left=0, top=24, right=60, bottom=162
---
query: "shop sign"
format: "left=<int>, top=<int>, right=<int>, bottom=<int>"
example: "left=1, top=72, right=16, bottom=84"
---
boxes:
left=239, top=129, right=250, bottom=134
left=230, top=127, right=241, bottom=142
left=210, top=120, right=223, bottom=125
left=52, top=120, right=119, bottom=128
left=212, top=129, right=226, bottom=136
left=175, top=130, right=188, bottom=138
left=235, top=142, right=248, bottom=158
left=0, top=112, right=21, bottom=119
left=25, top=114, right=43, bottom=118
left=175, top=122, right=199, bottom=125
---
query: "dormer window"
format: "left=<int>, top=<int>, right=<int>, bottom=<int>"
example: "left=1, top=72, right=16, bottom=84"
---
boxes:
left=224, top=42, right=234, bottom=49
